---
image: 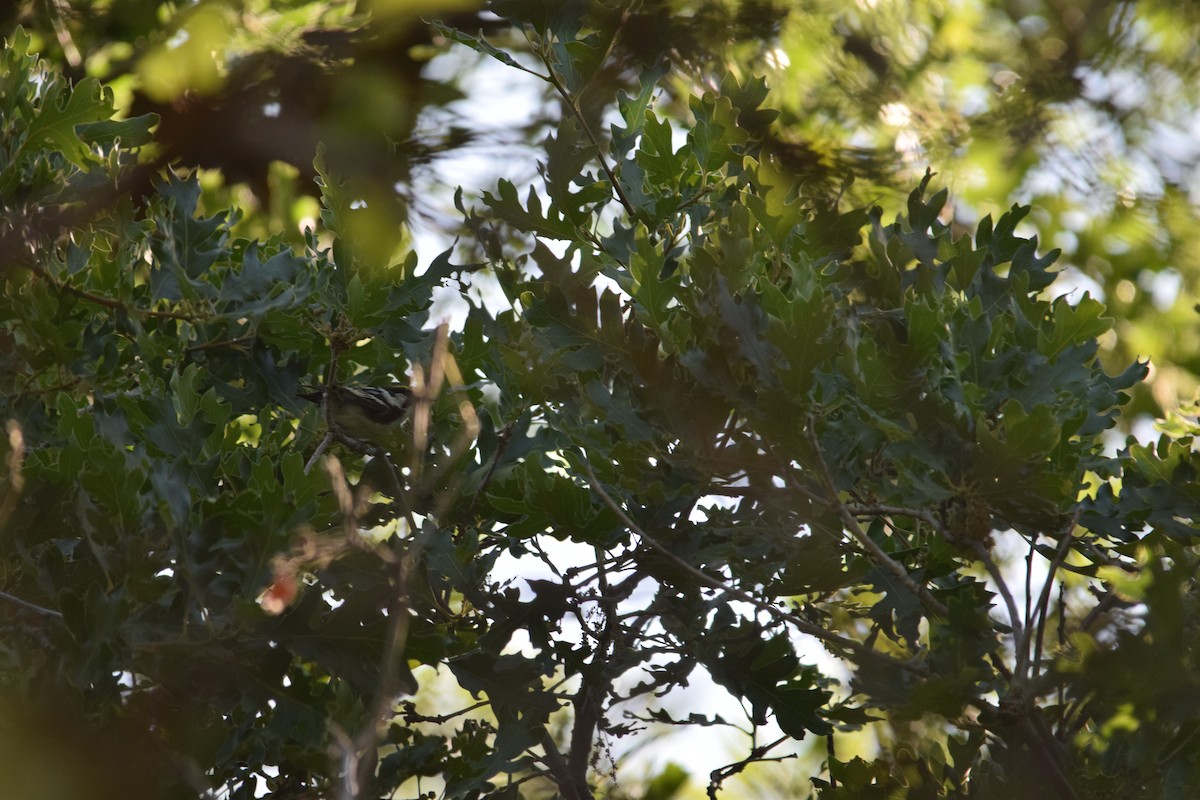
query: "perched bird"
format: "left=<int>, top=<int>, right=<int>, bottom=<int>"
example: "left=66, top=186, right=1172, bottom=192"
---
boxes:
left=298, top=385, right=413, bottom=444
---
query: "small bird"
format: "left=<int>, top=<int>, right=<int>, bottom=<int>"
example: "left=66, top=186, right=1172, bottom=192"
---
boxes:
left=297, top=385, right=413, bottom=444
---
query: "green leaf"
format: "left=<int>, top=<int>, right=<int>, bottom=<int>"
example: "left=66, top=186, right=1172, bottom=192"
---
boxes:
left=20, top=76, right=114, bottom=167
left=76, top=113, right=158, bottom=149
left=643, top=763, right=690, bottom=800
left=1002, top=400, right=1061, bottom=457
left=1039, top=295, right=1112, bottom=359
left=432, top=23, right=534, bottom=74
left=770, top=532, right=851, bottom=595
left=637, top=110, right=681, bottom=186
left=482, top=179, right=579, bottom=241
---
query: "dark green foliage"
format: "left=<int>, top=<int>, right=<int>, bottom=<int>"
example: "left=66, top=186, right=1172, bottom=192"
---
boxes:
left=2, top=9, right=1199, bottom=800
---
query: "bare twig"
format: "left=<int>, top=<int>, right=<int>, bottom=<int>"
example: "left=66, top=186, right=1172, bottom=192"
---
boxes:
left=846, top=502, right=1024, bottom=680
left=846, top=503, right=941, bottom=528
left=970, top=540, right=1026, bottom=678
left=827, top=733, right=837, bottom=789
left=400, top=698, right=491, bottom=725
left=465, top=420, right=513, bottom=516
left=304, top=432, right=334, bottom=474
left=0, top=589, right=63, bottom=619
left=708, top=735, right=795, bottom=798
left=185, top=333, right=257, bottom=353
left=322, top=333, right=482, bottom=797
left=1077, top=588, right=1127, bottom=633
left=1030, top=516, right=1080, bottom=677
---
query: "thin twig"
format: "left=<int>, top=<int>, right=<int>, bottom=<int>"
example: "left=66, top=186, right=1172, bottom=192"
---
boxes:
left=401, top=698, right=491, bottom=725
left=804, top=420, right=949, bottom=618
left=1078, top=588, right=1126, bottom=633
left=185, top=333, right=257, bottom=352
left=335, top=335, right=482, bottom=795
left=304, top=433, right=334, bottom=474
left=849, top=501, right=1024, bottom=679
left=0, top=589, right=63, bottom=619
left=827, top=733, right=837, bottom=789
left=1024, top=534, right=1036, bottom=642
left=709, top=735, right=795, bottom=798
left=970, top=540, right=1026, bottom=678
left=846, top=503, right=941, bottom=528
left=465, top=420, right=513, bottom=517
left=578, top=458, right=928, bottom=678
left=1030, top=515, right=1080, bottom=678
left=27, top=261, right=200, bottom=321
left=534, top=42, right=638, bottom=219
left=1156, top=723, right=1200, bottom=771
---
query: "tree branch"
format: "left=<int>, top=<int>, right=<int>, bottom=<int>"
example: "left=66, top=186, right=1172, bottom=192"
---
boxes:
left=708, top=735, right=795, bottom=799
left=1029, top=514, right=1080, bottom=679
left=539, top=731, right=592, bottom=800
left=970, top=539, right=1026, bottom=678
left=803, top=420, right=950, bottom=618
left=533, top=39, right=638, bottom=220
left=578, top=457, right=928, bottom=678
left=0, top=589, right=63, bottom=619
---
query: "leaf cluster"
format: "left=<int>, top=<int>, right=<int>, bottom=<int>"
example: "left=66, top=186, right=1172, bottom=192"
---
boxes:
left=2, top=10, right=1199, bottom=800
